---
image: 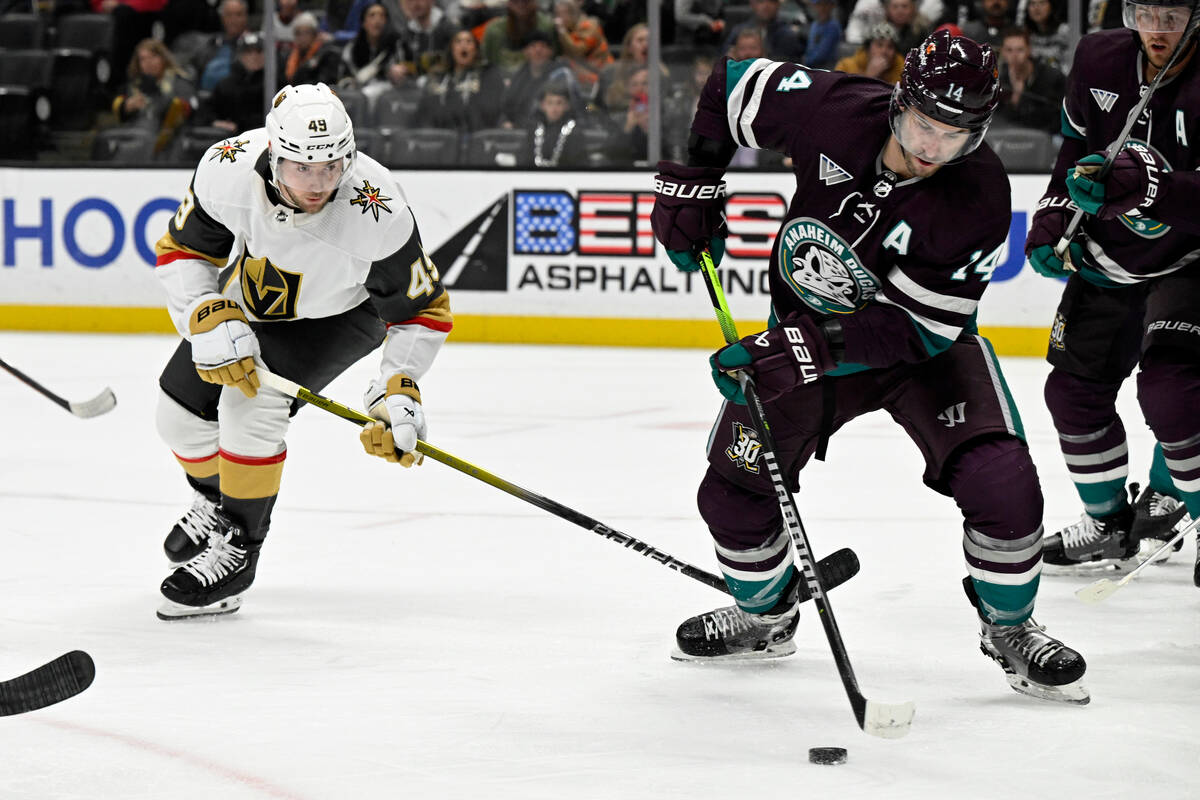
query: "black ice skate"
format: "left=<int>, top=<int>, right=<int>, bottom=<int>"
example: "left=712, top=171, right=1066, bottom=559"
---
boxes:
left=963, top=578, right=1089, bottom=705
left=1131, top=484, right=1190, bottom=562
left=1042, top=500, right=1136, bottom=571
left=672, top=574, right=801, bottom=662
left=163, top=490, right=223, bottom=563
left=157, top=510, right=260, bottom=620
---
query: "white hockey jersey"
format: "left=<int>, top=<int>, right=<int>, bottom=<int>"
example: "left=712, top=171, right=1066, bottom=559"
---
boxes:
left=155, top=128, right=452, bottom=385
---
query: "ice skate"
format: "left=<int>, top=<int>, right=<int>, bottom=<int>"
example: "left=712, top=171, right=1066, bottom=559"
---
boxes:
left=1131, top=485, right=1190, bottom=563
left=163, top=491, right=223, bottom=564
left=963, top=578, right=1088, bottom=704
left=672, top=574, right=801, bottom=662
left=158, top=511, right=260, bottom=620
left=1042, top=501, right=1137, bottom=573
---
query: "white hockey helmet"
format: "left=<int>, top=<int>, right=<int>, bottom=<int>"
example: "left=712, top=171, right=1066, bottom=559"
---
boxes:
left=265, top=83, right=356, bottom=192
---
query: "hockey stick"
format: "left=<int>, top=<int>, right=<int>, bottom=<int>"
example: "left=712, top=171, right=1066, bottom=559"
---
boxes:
left=0, top=650, right=95, bottom=716
left=1054, top=5, right=1200, bottom=260
left=695, top=249, right=915, bottom=739
left=1075, top=513, right=1199, bottom=603
left=0, top=356, right=117, bottom=418
left=254, top=366, right=862, bottom=599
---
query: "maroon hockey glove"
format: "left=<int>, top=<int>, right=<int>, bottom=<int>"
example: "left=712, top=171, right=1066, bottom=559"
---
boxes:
left=651, top=160, right=728, bottom=272
left=710, top=313, right=837, bottom=404
left=1024, top=195, right=1083, bottom=279
left=1066, top=146, right=1169, bottom=220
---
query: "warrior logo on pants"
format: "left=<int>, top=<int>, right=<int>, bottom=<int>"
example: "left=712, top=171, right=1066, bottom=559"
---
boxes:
left=725, top=421, right=762, bottom=474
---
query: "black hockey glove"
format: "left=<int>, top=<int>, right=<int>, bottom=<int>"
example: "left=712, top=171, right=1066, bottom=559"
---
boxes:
left=710, top=313, right=838, bottom=405
left=1024, top=195, right=1083, bottom=279
left=651, top=160, right=727, bottom=272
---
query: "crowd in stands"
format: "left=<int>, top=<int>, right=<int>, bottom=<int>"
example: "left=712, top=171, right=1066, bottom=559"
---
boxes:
left=0, top=0, right=1118, bottom=169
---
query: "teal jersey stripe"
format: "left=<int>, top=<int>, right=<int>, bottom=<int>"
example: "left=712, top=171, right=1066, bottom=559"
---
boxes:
left=725, top=58, right=758, bottom=98
left=977, top=334, right=1026, bottom=440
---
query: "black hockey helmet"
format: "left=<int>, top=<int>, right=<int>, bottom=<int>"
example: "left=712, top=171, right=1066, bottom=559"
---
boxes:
left=888, top=29, right=1000, bottom=162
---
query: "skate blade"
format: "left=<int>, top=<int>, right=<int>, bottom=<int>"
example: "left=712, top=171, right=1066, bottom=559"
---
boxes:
left=670, top=640, right=797, bottom=663
left=156, top=595, right=242, bottom=620
left=1005, top=674, right=1090, bottom=705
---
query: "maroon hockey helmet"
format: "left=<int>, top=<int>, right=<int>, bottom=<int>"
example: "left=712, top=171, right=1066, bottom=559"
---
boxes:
left=888, top=29, right=1000, bottom=162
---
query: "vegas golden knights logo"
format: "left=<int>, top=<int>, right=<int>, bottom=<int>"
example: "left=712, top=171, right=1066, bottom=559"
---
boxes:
left=238, top=252, right=302, bottom=319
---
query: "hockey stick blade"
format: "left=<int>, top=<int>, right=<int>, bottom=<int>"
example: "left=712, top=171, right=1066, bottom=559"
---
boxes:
left=0, top=650, right=95, bottom=716
left=864, top=699, right=918, bottom=739
left=0, top=357, right=117, bottom=418
left=1076, top=515, right=1199, bottom=604
left=68, top=387, right=118, bottom=419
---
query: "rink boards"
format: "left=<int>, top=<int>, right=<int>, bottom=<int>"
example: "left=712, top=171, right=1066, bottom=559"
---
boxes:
left=0, top=167, right=1057, bottom=354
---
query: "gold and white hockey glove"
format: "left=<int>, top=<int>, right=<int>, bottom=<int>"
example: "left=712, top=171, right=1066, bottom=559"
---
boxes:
left=187, top=295, right=261, bottom=399
left=361, top=374, right=426, bottom=467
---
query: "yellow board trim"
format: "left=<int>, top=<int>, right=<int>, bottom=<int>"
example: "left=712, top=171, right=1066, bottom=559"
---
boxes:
left=0, top=305, right=1051, bottom=356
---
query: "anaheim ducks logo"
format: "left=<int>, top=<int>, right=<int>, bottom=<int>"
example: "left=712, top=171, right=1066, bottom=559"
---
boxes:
left=777, top=217, right=880, bottom=314
left=350, top=179, right=393, bottom=222
left=210, top=138, right=250, bottom=163
left=237, top=250, right=302, bottom=319
left=1115, top=139, right=1171, bottom=240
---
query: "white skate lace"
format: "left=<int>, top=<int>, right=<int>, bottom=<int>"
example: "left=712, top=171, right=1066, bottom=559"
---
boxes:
left=177, top=493, right=221, bottom=545
left=1059, top=514, right=1102, bottom=549
left=181, top=534, right=246, bottom=587
left=999, top=620, right=1063, bottom=668
left=1146, top=492, right=1180, bottom=518
left=701, top=605, right=796, bottom=641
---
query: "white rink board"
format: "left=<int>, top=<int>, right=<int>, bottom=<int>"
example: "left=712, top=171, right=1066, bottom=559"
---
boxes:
left=0, top=167, right=1057, bottom=327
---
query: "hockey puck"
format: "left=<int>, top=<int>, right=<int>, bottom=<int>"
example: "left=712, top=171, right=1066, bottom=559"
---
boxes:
left=808, top=747, right=847, bottom=765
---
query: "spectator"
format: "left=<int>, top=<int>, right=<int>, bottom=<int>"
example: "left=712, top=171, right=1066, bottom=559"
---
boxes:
left=340, top=1, right=407, bottom=101
left=597, top=22, right=667, bottom=111
left=397, top=0, right=458, bottom=75
left=847, top=0, right=931, bottom=50
left=273, top=0, right=301, bottom=42
left=603, top=65, right=649, bottom=163
left=284, top=12, right=342, bottom=86
left=722, top=0, right=807, bottom=62
left=482, top=0, right=558, bottom=76
left=502, top=29, right=576, bottom=128
left=729, top=28, right=767, bottom=60
left=1023, top=0, right=1072, bottom=70
left=528, top=82, right=587, bottom=167
left=835, top=21, right=904, bottom=82
left=805, top=0, right=843, bottom=70
left=417, top=28, right=505, bottom=132
left=996, top=25, right=1065, bottom=133
left=111, top=38, right=194, bottom=155
left=92, top=0, right=168, bottom=91
left=675, top=0, right=724, bottom=46
left=195, top=33, right=267, bottom=133
left=197, top=0, right=251, bottom=92
left=553, top=0, right=613, bottom=93
left=323, top=0, right=358, bottom=38
left=962, top=0, right=1014, bottom=47
left=333, top=0, right=405, bottom=41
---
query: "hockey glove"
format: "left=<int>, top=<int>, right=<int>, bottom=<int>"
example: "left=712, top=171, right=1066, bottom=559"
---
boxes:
left=710, top=313, right=837, bottom=405
left=362, top=374, right=426, bottom=467
left=188, top=295, right=261, bottom=398
left=1024, top=196, right=1083, bottom=279
left=651, top=160, right=727, bottom=272
left=1067, top=147, right=1168, bottom=220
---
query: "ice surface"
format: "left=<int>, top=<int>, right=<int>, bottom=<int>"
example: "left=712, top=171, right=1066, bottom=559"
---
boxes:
left=0, top=332, right=1196, bottom=799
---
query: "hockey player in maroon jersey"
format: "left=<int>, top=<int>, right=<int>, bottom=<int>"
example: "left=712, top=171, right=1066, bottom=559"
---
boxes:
left=154, top=83, right=453, bottom=619
left=1024, top=0, right=1198, bottom=573
left=651, top=30, right=1089, bottom=703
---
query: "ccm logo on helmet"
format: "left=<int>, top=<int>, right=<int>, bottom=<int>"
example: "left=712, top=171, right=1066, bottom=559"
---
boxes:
left=653, top=178, right=727, bottom=199
left=306, top=143, right=336, bottom=150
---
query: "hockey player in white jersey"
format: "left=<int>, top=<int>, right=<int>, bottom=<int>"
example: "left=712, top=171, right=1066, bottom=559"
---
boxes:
left=154, top=83, right=453, bottom=619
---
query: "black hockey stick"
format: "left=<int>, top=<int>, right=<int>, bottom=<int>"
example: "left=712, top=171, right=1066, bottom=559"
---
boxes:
left=696, top=250, right=914, bottom=739
left=1055, top=4, right=1200, bottom=260
left=254, top=366, right=862, bottom=599
left=0, top=650, right=95, bottom=716
left=0, top=356, right=117, bottom=418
